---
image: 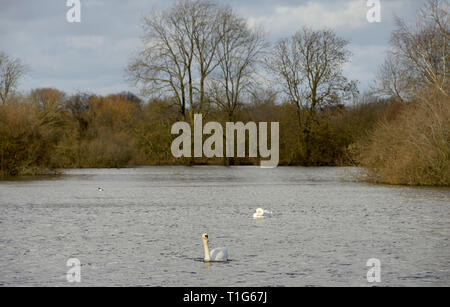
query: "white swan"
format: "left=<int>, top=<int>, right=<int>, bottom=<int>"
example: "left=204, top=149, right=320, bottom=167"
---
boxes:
left=253, top=208, right=272, bottom=219
left=202, top=233, right=228, bottom=262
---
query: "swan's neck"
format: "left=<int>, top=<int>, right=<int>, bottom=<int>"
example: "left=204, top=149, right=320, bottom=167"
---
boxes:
left=203, top=240, right=211, bottom=262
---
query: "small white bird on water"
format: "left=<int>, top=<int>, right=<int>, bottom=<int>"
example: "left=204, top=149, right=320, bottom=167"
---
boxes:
left=202, top=233, right=228, bottom=262
left=98, top=187, right=103, bottom=192
left=253, top=208, right=272, bottom=219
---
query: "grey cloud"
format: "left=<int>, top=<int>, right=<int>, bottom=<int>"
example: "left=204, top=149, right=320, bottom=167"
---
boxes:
left=0, top=0, right=427, bottom=95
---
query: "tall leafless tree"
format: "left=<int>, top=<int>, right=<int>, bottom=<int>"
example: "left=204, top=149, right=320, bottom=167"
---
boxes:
left=267, top=28, right=356, bottom=158
left=376, top=51, right=415, bottom=103
left=128, top=0, right=230, bottom=123
left=209, top=8, right=267, bottom=122
left=127, top=8, right=190, bottom=120
left=391, top=0, right=449, bottom=96
left=0, top=51, right=28, bottom=105
left=187, top=0, right=224, bottom=116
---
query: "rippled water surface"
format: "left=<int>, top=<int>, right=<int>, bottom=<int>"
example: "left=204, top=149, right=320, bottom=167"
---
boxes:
left=0, top=167, right=449, bottom=286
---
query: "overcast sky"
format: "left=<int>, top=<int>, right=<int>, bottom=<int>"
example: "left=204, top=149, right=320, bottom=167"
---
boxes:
left=0, top=0, right=425, bottom=96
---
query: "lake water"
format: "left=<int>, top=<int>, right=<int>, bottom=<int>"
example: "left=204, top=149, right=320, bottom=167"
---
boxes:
left=0, top=166, right=449, bottom=287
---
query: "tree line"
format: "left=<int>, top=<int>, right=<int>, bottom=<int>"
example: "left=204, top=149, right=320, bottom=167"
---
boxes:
left=0, top=0, right=448, bottom=186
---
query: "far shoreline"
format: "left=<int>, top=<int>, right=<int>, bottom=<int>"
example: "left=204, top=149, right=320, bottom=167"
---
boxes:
left=1, top=165, right=449, bottom=189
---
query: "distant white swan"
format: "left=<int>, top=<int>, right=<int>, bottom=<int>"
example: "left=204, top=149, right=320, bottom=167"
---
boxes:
left=253, top=208, right=272, bottom=219
left=202, top=233, right=228, bottom=262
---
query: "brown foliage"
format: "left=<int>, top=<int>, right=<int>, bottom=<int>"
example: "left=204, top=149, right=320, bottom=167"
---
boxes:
left=357, top=90, right=449, bottom=186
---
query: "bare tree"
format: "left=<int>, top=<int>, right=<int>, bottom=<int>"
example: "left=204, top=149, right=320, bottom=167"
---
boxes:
left=0, top=51, right=28, bottom=105
left=167, top=0, right=226, bottom=121
left=267, top=28, right=356, bottom=158
left=391, top=0, right=449, bottom=96
left=269, top=28, right=355, bottom=124
left=376, top=51, right=415, bottom=103
left=186, top=0, right=224, bottom=116
left=127, top=8, right=190, bottom=120
left=30, top=88, right=66, bottom=111
left=209, top=8, right=267, bottom=121
left=128, top=0, right=228, bottom=122
left=267, top=37, right=304, bottom=130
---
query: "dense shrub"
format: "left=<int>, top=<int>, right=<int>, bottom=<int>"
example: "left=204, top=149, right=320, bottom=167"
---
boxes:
left=356, top=90, right=449, bottom=186
left=2, top=86, right=447, bottom=188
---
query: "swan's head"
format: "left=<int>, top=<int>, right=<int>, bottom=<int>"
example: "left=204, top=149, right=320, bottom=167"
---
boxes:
left=255, top=208, right=265, bottom=216
left=202, top=233, right=209, bottom=242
